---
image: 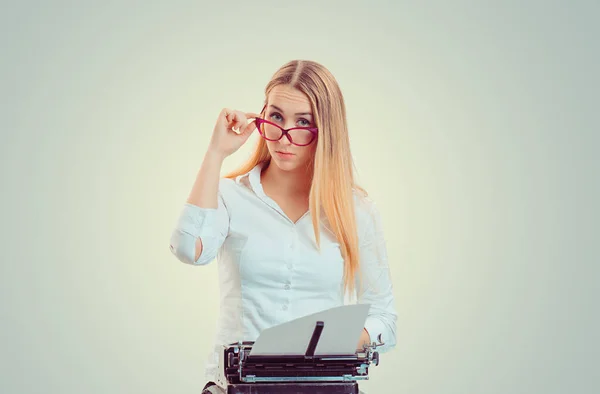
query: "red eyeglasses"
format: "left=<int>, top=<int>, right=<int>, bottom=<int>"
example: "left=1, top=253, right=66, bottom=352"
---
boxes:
left=254, top=105, right=318, bottom=147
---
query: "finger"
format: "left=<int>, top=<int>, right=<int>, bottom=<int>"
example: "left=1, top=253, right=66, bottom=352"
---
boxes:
left=223, top=108, right=235, bottom=124
left=233, top=110, right=247, bottom=129
left=228, top=111, right=242, bottom=131
left=240, top=119, right=257, bottom=135
left=231, top=116, right=242, bottom=133
left=228, top=113, right=237, bottom=126
left=245, top=112, right=262, bottom=119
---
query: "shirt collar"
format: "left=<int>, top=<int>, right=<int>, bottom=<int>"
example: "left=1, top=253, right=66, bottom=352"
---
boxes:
left=235, top=161, right=268, bottom=198
left=234, top=160, right=325, bottom=224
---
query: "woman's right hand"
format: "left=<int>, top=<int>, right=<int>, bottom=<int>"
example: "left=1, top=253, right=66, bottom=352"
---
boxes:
left=208, top=108, right=262, bottom=159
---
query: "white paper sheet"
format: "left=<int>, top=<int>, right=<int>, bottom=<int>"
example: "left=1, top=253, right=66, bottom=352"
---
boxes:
left=249, top=304, right=371, bottom=356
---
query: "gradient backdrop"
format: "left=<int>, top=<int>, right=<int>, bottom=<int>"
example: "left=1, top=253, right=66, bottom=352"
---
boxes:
left=1, top=1, right=598, bottom=393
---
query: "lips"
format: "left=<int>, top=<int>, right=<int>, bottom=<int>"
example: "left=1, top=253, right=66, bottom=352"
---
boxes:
left=276, top=151, right=294, bottom=155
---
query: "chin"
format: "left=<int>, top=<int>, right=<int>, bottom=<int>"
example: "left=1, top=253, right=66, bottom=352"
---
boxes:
left=272, top=158, right=298, bottom=169
left=270, top=154, right=303, bottom=169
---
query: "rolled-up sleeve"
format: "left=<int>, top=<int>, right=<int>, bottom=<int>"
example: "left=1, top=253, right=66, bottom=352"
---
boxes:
left=357, top=199, right=398, bottom=353
left=169, top=190, right=229, bottom=266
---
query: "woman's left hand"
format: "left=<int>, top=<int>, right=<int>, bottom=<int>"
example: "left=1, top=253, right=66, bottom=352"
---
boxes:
left=356, top=328, right=371, bottom=351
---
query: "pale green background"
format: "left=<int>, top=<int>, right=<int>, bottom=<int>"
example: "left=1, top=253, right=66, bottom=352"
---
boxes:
left=1, top=1, right=598, bottom=393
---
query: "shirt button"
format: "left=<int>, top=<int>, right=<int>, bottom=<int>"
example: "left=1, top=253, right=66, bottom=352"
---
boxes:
left=282, top=304, right=288, bottom=310
left=287, top=264, right=292, bottom=270
left=284, top=284, right=290, bottom=290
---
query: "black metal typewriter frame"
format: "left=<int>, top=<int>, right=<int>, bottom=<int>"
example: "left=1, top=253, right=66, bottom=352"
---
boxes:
left=221, top=320, right=384, bottom=393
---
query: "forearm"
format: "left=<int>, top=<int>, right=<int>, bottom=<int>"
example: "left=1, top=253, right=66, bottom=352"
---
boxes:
left=178, top=150, right=225, bottom=262
left=186, top=150, right=226, bottom=208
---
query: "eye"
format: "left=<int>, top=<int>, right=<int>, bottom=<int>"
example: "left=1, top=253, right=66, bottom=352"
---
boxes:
left=269, top=112, right=312, bottom=127
left=298, top=118, right=311, bottom=127
left=269, top=112, right=283, bottom=122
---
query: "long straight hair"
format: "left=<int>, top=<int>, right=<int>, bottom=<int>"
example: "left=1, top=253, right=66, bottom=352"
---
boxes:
left=224, top=60, right=368, bottom=299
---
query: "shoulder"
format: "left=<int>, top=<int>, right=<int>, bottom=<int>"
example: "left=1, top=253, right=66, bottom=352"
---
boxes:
left=218, top=176, right=236, bottom=189
left=216, top=175, right=255, bottom=206
left=352, top=188, right=381, bottom=237
left=208, top=178, right=237, bottom=209
left=352, top=188, right=378, bottom=217
left=217, top=176, right=243, bottom=196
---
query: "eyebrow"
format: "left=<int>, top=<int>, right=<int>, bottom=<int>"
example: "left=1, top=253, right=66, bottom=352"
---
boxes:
left=269, top=105, right=313, bottom=117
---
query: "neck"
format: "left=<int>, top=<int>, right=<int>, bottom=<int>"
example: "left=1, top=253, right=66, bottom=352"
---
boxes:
left=261, top=160, right=313, bottom=196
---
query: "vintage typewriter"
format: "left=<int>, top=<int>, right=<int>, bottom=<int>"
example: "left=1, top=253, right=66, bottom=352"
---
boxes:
left=213, top=320, right=384, bottom=394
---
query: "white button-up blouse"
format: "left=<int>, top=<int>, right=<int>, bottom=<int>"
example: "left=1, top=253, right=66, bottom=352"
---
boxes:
left=169, top=161, right=397, bottom=381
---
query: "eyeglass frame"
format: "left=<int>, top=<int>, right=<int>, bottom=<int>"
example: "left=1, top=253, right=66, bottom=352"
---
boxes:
left=254, top=104, right=318, bottom=147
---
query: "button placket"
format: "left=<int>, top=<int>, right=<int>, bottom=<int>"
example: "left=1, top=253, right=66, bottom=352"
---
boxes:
left=286, top=228, right=296, bottom=269
left=281, top=226, right=296, bottom=311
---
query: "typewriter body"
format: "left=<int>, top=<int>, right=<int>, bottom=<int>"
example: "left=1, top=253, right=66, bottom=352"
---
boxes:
left=214, top=321, right=384, bottom=394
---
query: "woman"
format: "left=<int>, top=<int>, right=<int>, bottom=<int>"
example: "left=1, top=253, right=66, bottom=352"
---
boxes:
left=169, top=60, right=397, bottom=393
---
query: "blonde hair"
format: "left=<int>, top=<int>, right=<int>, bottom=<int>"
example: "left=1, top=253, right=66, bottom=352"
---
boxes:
left=224, top=60, right=368, bottom=299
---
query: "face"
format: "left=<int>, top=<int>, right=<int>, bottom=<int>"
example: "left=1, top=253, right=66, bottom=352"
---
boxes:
left=262, top=84, right=317, bottom=172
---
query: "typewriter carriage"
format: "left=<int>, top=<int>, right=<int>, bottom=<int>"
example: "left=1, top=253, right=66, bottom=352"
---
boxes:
left=216, top=320, right=385, bottom=388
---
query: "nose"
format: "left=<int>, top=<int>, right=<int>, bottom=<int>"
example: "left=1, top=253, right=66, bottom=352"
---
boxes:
left=280, top=128, right=293, bottom=145
left=280, top=135, right=292, bottom=145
